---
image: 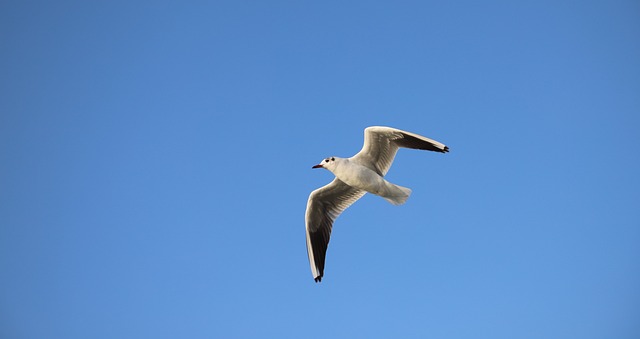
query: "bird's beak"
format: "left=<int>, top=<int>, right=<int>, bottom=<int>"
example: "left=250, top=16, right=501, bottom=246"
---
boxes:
left=312, top=164, right=323, bottom=169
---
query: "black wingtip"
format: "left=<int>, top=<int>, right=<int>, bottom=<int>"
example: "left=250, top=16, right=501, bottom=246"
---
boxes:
left=443, top=146, right=450, bottom=153
left=314, top=276, right=322, bottom=283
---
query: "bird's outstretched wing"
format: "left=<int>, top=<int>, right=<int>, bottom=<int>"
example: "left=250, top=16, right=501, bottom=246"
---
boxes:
left=352, top=126, right=449, bottom=176
left=305, top=178, right=366, bottom=282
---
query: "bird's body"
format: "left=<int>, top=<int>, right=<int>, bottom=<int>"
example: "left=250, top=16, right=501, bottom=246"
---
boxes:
left=325, top=157, right=411, bottom=205
left=306, top=126, right=449, bottom=282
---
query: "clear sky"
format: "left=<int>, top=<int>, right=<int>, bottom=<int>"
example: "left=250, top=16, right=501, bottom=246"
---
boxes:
left=1, top=1, right=639, bottom=338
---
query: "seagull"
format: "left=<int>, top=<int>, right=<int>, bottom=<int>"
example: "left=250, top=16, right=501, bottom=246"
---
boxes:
left=305, top=126, right=449, bottom=282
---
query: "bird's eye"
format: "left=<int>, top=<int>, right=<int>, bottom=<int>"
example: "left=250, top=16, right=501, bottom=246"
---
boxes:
left=325, top=159, right=329, bottom=163
left=331, top=157, right=335, bottom=161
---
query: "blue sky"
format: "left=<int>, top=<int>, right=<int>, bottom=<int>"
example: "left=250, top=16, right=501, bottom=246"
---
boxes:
left=1, top=1, right=639, bottom=338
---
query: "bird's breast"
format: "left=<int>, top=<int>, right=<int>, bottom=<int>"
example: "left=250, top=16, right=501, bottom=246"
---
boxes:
left=334, top=162, right=386, bottom=194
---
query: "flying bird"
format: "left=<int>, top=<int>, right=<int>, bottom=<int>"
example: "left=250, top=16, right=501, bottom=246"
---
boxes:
left=305, top=126, right=449, bottom=282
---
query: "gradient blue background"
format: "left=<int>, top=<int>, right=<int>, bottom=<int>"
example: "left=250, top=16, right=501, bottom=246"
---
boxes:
left=1, top=1, right=639, bottom=338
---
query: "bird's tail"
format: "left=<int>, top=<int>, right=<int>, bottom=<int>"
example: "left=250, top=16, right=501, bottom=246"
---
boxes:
left=382, top=183, right=412, bottom=205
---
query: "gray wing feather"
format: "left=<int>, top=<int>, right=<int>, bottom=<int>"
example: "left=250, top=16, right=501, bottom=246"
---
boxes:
left=352, top=126, right=449, bottom=176
left=305, top=178, right=366, bottom=282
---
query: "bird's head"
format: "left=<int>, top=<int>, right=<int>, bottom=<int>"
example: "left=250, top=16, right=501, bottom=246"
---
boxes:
left=312, top=157, right=337, bottom=170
